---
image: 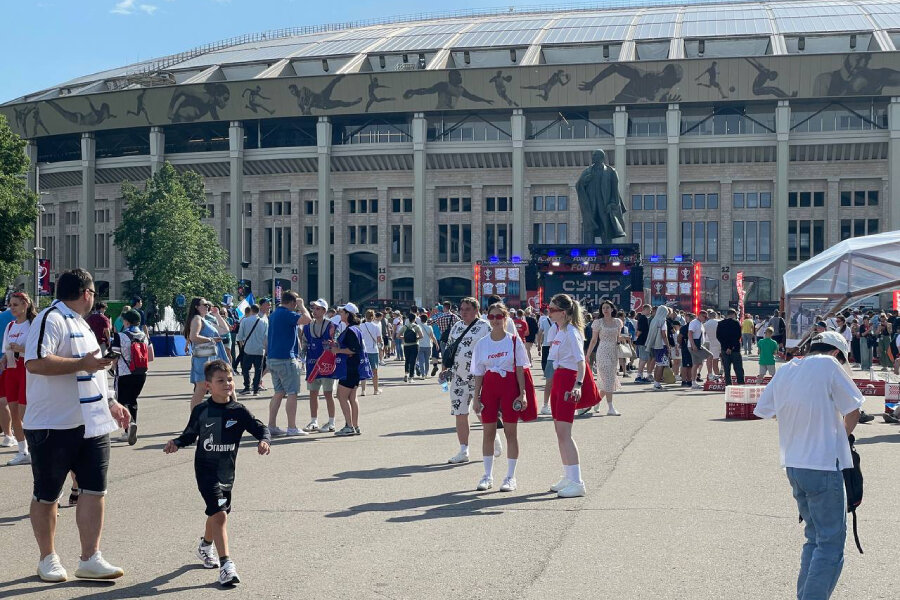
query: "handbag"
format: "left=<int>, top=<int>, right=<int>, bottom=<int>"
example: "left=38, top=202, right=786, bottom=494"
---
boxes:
left=662, top=366, right=676, bottom=384
left=616, top=342, right=634, bottom=359
left=192, top=342, right=217, bottom=357
left=442, top=319, right=478, bottom=369
left=511, top=336, right=538, bottom=422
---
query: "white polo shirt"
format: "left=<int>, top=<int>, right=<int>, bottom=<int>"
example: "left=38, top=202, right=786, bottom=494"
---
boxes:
left=24, top=303, right=102, bottom=430
left=754, top=354, right=863, bottom=471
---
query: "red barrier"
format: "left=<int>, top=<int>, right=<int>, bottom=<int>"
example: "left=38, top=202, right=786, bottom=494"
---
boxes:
left=704, top=377, right=886, bottom=396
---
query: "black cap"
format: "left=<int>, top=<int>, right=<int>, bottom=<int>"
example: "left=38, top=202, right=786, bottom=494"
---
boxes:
left=816, top=321, right=827, bottom=328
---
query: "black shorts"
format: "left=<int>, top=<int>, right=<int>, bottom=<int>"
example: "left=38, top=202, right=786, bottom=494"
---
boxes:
left=26, top=427, right=110, bottom=503
left=680, top=348, right=693, bottom=368
left=339, top=372, right=361, bottom=389
left=198, top=479, right=233, bottom=516
left=541, top=345, right=550, bottom=371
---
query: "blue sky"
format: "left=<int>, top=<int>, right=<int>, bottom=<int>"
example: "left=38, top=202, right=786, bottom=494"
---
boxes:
left=0, top=0, right=556, bottom=103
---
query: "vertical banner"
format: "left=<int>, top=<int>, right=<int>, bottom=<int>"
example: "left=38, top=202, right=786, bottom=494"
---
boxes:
left=735, top=271, right=745, bottom=320
left=38, top=259, right=51, bottom=295
left=894, top=290, right=900, bottom=311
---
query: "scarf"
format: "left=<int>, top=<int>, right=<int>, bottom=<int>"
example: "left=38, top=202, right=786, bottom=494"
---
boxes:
left=53, top=301, right=118, bottom=438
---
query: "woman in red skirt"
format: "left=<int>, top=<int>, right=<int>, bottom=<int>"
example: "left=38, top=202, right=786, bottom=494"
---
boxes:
left=471, top=303, right=536, bottom=492
left=1, top=291, right=37, bottom=466
left=547, top=293, right=600, bottom=498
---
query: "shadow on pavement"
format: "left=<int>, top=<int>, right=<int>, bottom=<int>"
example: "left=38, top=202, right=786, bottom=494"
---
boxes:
left=326, top=489, right=558, bottom=522
left=381, top=427, right=457, bottom=438
left=0, top=514, right=29, bottom=527
left=317, top=462, right=468, bottom=482
left=0, top=564, right=218, bottom=599
left=854, top=433, right=900, bottom=445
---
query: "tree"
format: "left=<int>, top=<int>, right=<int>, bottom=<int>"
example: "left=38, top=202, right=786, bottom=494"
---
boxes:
left=114, top=162, right=235, bottom=321
left=0, top=114, right=39, bottom=291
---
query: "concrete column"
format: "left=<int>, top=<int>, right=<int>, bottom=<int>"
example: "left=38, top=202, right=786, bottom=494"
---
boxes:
left=22, top=141, right=39, bottom=295
left=412, top=112, right=427, bottom=306
left=81, top=133, right=96, bottom=271
left=614, top=106, right=628, bottom=240
left=377, top=186, right=389, bottom=300
left=471, top=185, right=485, bottom=262
left=332, top=188, right=347, bottom=303
left=150, top=126, right=165, bottom=174
left=25, top=141, right=38, bottom=192
left=316, top=117, right=332, bottom=301
left=511, top=109, right=526, bottom=262
left=290, top=188, right=301, bottom=292
left=228, top=121, right=244, bottom=278
left=826, top=177, right=840, bottom=247
left=568, top=184, right=581, bottom=241
left=718, top=179, right=733, bottom=309
left=774, top=101, right=791, bottom=296
left=888, top=98, right=900, bottom=231
left=666, top=104, right=680, bottom=256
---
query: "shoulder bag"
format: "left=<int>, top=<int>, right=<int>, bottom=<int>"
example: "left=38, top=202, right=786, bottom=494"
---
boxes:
left=442, top=320, right=478, bottom=370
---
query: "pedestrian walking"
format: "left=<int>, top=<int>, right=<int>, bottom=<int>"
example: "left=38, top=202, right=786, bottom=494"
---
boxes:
left=2, top=291, right=37, bottom=465
left=85, top=302, right=111, bottom=354
left=185, top=297, right=231, bottom=408
left=416, top=314, right=438, bottom=380
left=360, top=310, right=383, bottom=395
left=399, top=313, right=423, bottom=383
left=301, top=299, right=337, bottom=432
left=583, top=300, right=622, bottom=416
left=757, top=327, right=777, bottom=381
left=333, top=303, right=370, bottom=437
left=754, top=332, right=862, bottom=600
left=645, top=305, right=672, bottom=391
left=536, top=307, right=557, bottom=414
left=110, top=309, right=153, bottom=445
left=235, top=305, right=267, bottom=396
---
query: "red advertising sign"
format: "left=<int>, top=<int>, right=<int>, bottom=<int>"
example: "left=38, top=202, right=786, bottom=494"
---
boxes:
left=38, top=259, right=51, bottom=296
left=735, top=271, right=745, bottom=320
left=893, top=290, right=900, bottom=311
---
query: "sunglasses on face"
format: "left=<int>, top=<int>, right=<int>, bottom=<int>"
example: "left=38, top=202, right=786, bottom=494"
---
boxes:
left=548, top=307, right=564, bottom=313
left=487, top=314, right=506, bottom=321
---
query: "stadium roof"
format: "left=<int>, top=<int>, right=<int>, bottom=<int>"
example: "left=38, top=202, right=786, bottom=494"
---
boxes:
left=7, top=0, right=900, bottom=104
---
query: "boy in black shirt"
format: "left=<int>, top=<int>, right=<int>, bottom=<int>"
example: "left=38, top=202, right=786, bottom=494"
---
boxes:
left=164, top=360, right=271, bottom=586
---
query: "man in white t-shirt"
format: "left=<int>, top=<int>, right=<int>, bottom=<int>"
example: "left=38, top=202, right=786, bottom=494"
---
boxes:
left=754, top=331, right=862, bottom=599
left=24, top=269, right=131, bottom=583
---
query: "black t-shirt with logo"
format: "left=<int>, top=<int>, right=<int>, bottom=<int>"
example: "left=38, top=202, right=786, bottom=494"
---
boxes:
left=635, top=314, right=650, bottom=346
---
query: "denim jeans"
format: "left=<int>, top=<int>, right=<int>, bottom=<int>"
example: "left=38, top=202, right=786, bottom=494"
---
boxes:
left=396, top=341, right=404, bottom=361
left=417, top=346, right=431, bottom=376
left=859, top=341, right=873, bottom=371
left=786, top=465, right=846, bottom=600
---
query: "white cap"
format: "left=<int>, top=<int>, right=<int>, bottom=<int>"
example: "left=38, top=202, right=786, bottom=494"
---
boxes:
left=811, top=331, right=851, bottom=361
left=310, top=298, right=329, bottom=310
left=338, top=302, right=359, bottom=315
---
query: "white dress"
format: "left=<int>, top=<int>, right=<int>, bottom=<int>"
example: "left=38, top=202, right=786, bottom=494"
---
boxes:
left=592, top=319, right=621, bottom=393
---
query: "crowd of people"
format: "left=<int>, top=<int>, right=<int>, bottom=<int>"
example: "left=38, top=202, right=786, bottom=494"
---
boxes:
left=3, top=267, right=900, bottom=590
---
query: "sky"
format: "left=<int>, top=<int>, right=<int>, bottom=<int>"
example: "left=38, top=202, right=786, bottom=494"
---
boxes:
left=0, top=0, right=572, bottom=103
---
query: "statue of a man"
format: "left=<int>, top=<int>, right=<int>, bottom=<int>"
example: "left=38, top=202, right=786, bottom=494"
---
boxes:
left=575, top=149, right=627, bottom=244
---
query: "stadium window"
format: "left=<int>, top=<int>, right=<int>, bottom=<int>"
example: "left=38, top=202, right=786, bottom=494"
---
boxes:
left=760, top=192, right=771, bottom=208
left=799, top=192, right=811, bottom=208
left=545, top=196, right=556, bottom=211
left=708, top=194, right=718, bottom=210
left=854, top=191, right=865, bottom=207
left=695, top=194, right=706, bottom=210
left=734, top=221, right=744, bottom=261
left=462, top=197, right=471, bottom=212
left=657, top=194, right=667, bottom=211
left=439, top=197, right=448, bottom=212
left=632, top=195, right=641, bottom=211
left=813, top=192, right=824, bottom=207
left=657, top=222, right=667, bottom=258
left=746, top=193, right=758, bottom=209
left=359, top=199, right=368, bottom=213
left=347, top=200, right=356, bottom=214
left=733, top=193, right=744, bottom=209
left=788, top=192, right=798, bottom=208
left=558, top=195, right=568, bottom=210
left=868, top=191, right=879, bottom=206
left=682, top=194, right=692, bottom=210
left=534, top=196, right=544, bottom=211
left=643, top=194, right=655, bottom=211
left=450, top=197, right=460, bottom=212
left=682, top=222, right=693, bottom=258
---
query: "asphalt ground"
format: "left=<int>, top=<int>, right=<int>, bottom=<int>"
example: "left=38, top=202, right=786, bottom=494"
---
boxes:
left=1, top=355, right=898, bottom=599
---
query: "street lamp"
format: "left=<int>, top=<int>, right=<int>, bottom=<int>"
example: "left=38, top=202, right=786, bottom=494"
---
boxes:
left=34, top=190, right=49, bottom=308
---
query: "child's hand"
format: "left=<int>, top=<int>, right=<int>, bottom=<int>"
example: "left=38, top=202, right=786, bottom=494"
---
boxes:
left=258, top=440, right=270, bottom=455
left=163, top=440, right=179, bottom=454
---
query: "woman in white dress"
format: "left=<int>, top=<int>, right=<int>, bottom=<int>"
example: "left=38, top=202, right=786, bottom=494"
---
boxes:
left=584, top=300, right=624, bottom=416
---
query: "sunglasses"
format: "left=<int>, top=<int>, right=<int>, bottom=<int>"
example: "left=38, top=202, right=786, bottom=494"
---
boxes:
left=487, top=314, right=506, bottom=321
left=548, top=307, right=564, bottom=313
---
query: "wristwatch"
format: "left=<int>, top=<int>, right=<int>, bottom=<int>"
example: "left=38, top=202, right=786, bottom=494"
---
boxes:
left=575, top=380, right=583, bottom=387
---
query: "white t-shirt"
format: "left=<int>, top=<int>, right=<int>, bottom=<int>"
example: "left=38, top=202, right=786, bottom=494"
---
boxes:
left=754, top=354, right=863, bottom=470
left=3, top=320, right=32, bottom=368
left=359, top=321, right=382, bottom=354
left=704, top=319, right=720, bottom=351
left=549, top=325, right=585, bottom=371
left=538, top=315, right=555, bottom=347
left=418, top=324, right=434, bottom=348
left=24, top=304, right=103, bottom=430
left=688, top=318, right=704, bottom=346
left=392, top=318, right=403, bottom=336
left=470, top=333, right=531, bottom=377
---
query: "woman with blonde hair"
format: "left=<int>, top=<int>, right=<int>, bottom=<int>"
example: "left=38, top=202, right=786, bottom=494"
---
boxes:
left=546, top=293, right=600, bottom=498
left=1, top=291, right=38, bottom=465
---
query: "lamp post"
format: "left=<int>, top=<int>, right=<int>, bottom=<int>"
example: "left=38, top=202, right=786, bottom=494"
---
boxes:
left=34, top=190, right=49, bottom=309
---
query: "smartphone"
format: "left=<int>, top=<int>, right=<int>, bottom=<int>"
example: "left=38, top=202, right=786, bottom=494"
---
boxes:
left=103, top=349, right=122, bottom=360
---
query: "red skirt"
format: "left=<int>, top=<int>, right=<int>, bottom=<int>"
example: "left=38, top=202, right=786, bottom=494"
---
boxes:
left=480, top=370, right=538, bottom=424
left=3, top=358, right=26, bottom=405
left=550, top=367, right=600, bottom=423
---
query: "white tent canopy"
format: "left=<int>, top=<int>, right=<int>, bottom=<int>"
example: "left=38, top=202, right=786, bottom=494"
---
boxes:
left=783, top=230, right=900, bottom=344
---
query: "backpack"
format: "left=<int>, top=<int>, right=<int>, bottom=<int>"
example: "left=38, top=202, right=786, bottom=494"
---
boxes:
left=843, top=434, right=864, bottom=554
left=403, top=324, right=419, bottom=345
left=122, top=331, right=149, bottom=374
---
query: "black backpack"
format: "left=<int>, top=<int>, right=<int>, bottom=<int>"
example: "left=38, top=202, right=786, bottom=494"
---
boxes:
left=843, top=434, right=864, bottom=554
left=403, top=324, right=418, bottom=345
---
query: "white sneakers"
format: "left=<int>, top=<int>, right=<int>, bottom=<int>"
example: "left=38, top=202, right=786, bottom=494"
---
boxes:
left=499, top=477, right=517, bottom=492
left=448, top=449, right=470, bottom=464
left=539, top=404, right=552, bottom=416
left=550, top=476, right=572, bottom=492
left=269, top=427, right=287, bottom=437
left=476, top=476, right=493, bottom=491
left=0, top=435, right=16, bottom=447
left=317, top=422, right=336, bottom=433
left=607, top=407, right=621, bottom=416
left=197, top=538, right=220, bottom=569
left=74, top=551, right=125, bottom=579
left=557, top=481, right=586, bottom=498
left=37, top=553, right=67, bottom=583
left=493, top=437, right=502, bottom=457
left=7, top=452, right=31, bottom=466
left=302, top=420, right=319, bottom=433
left=218, top=559, right=240, bottom=586
left=285, top=427, right=309, bottom=437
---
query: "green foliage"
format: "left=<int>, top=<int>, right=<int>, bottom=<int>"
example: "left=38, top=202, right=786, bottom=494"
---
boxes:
left=0, top=114, right=39, bottom=291
left=114, top=162, right=235, bottom=314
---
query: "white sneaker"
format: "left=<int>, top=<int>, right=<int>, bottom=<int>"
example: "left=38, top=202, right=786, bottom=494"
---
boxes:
left=74, top=551, right=124, bottom=580
left=476, top=476, right=493, bottom=491
left=0, top=435, right=16, bottom=447
left=285, top=427, right=309, bottom=437
left=692, top=383, right=704, bottom=390
left=557, top=481, right=586, bottom=498
left=607, top=407, right=621, bottom=416
left=218, top=559, right=240, bottom=586
left=550, top=476, right=572, bottom=492
left=302, top=421, right=319, bottom=433
left=196, top=538, right=220, bottom=569
left=269, top=427, right=287, bottom=437
left=318, top=422, right=335, bottom=433
left=37, top=553, right=67, bottom=583
left=7, top=452, right=31, bottom=466
left=499, top=477, right=517, bottom=492
left=592, top=404, right=600, bottom=413
left=448, top=450, right=470, bottom=464
left=539, top=404, right=552, bottom=416
left=494, top=436, right=502, bottom=457
left=653, top=382, right=663, bottom=390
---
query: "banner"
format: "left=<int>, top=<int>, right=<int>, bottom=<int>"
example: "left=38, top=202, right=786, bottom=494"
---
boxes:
left=38, top=259, right=51, bottom=296
left=543, top=272, right=632, bottom=310
left=735, top=271, right=745, bottom=320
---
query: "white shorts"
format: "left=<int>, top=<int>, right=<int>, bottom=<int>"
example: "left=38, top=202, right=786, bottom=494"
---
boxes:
left=449, top=371, right=475, bottom=416
left=758, top=363, right=776, bottom=377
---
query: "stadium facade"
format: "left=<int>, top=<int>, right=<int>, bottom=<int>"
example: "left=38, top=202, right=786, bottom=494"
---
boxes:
left=4, top=0, right=900, bottom=308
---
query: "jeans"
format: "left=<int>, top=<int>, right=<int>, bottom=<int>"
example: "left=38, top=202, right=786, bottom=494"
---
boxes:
left=859, top=341, right=873, bottom=371
left=742, top=333, right=754, bottom=354
left=242, top=353, right=264, bottom=392
left=720, top=349, right=745, bottom=385
left=396, top=341, right=404, bottom=361
left=417, top=346, right=431, bottom=376
left=404, top=345, right=418, bottom=378
left=786, top=465, right=846, bottom=600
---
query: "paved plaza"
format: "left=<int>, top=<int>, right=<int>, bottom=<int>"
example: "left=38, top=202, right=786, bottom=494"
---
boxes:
left=0, top=357, right=897, bottom=599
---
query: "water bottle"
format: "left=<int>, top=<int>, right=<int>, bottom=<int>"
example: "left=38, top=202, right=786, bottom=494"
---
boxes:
left=439, top=370, right=450, bottom=392
left=440, top=379, right=449, bottom=393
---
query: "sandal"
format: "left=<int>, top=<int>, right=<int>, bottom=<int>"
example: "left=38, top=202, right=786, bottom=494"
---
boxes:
left=68, top=488, right=79, bottom=506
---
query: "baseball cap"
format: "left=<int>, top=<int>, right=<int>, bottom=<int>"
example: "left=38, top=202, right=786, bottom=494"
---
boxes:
left=259, top=297, right=271, bottom=304
left=338, top=302, right=359, bottom=314
left=815, top=321, right=827, bottom=329
left=310, top=298, right=329, bottom=310
left=811, top=331, right=850, bottom=361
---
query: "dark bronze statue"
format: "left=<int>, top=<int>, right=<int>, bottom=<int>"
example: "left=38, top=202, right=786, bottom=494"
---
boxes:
left=575, top=149, right=627, bottom=244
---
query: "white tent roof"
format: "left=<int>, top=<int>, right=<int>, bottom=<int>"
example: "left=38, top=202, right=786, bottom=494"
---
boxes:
left=783, top=230, right=900, bottom=301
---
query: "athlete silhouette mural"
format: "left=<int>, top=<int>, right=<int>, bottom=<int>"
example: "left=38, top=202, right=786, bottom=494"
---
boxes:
left=126, top=89, right=152, bottom=124
left=243, top=86, right=275, bottom=115
left=813, top=53, right=900, bottom=96
left=403, top=69, right=493, bottom=109
left=489, top=71, right=518, bottom=107
left=695, top=62, right=731, bottom=99
left=365, top=76, right=395, bottom=112
left=167, top=83, right=230, bottom=123
left=46, top=98, right=117, bottom=126
left=289, top=74, right=361, bottom=115
left=522, top=69, right=570, bottom=101
left=746, top=58, right=797, bottom=98
left=579, top=64, right=683, bottom=103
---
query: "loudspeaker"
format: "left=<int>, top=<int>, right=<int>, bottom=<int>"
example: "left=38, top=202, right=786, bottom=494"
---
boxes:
left=630, top=266, right=644, bottom=290
left=525, top=266, right=539, bottom=290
